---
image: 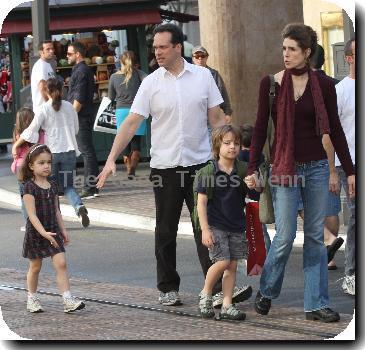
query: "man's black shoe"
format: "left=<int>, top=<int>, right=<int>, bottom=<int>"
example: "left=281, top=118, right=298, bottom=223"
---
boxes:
left=327, top=237, right=344, bottom=263
left=305, top=308, right=340, bottom=323
left=254, top=290, right=271, bottom=315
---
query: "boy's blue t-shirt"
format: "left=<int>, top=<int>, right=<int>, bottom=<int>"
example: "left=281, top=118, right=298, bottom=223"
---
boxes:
left=195, top=160, right=247, bottom=232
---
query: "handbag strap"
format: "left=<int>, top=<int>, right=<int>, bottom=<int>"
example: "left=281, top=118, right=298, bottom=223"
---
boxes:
left=265, top=74, right=276, bottom=162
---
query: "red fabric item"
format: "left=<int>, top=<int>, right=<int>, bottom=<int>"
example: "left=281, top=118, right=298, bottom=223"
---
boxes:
left=246, top=201, right=266, bottom=276
left=271, top=66, right=331, bottom=186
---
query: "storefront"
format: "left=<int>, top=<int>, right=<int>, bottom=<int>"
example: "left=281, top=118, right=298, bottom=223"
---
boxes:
left=0, top=0, right=198, bottom=161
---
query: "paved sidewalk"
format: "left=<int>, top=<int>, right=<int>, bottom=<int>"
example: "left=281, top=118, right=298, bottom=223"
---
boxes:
left=0, top=268, right=353, bottom=340
left=0, top=157, right=347, bottom=243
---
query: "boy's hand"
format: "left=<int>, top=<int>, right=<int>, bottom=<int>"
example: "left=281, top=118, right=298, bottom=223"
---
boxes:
left=202, top=228, right=215, bottom=249
left=245, top=172, right=260, bottom=189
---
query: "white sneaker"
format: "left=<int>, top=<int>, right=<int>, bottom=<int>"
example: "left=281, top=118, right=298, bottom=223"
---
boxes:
left=27, top=296, right=43, bottom=313
left=63, top=296, right=85, bottom=313
left=342, top=275, right=355, bottom=295
left=213, top=285, right=252, bottom=308
left=158, top=291, right=182, bottom=306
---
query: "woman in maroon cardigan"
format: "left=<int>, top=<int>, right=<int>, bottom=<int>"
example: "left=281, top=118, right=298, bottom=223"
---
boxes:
left=245, top=23, right=355, bottom=323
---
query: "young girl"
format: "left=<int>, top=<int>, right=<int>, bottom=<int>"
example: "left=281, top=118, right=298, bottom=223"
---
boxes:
left=11, top=107, right=44, bottom=230
left=12, top=78, right=89, bottom=228
left=196, top=125, right=260, bottom=321
left=19, top=143, right=85, bottom=313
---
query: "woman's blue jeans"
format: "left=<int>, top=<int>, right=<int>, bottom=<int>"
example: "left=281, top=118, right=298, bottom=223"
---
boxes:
left=51, top=151, right=84, bottom=215
left=259, top=159, right=330, bottom=312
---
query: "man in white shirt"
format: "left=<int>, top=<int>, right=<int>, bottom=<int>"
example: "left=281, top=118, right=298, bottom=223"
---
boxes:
left=30, top=41, right=56, bottom=114
left=97, top=24, right=251, bottom=307
left=335, top=38, right=355, bottom=295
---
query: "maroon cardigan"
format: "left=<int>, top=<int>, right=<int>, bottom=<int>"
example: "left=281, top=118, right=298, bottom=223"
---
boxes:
left=248, top=73, right=354, bottom=177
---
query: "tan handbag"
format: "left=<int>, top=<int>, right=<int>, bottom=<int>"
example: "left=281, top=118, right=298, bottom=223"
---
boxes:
left=258, top=75, right=275, bottom=224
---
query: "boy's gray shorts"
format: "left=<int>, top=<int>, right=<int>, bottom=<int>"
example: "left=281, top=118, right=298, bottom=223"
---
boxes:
left=209, top=227, right=247, bottom=263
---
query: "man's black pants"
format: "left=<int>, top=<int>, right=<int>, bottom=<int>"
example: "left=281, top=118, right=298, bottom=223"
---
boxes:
left=150, top=163, right=222, bottom=295
left=76, top=116, right=99, bottom=191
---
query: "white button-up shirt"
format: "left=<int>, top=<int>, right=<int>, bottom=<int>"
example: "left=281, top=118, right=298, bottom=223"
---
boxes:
left=130, top=60, right=223, bottom=169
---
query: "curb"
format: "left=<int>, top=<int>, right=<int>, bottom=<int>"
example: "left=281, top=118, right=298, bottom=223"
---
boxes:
left=0, top=187, right=346, bottom=248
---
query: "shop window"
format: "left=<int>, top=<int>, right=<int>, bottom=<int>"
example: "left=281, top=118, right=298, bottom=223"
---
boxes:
left=321, top=12, right=344, bottom=77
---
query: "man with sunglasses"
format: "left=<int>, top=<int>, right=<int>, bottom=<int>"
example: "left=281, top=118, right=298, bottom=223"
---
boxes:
left=192, top=46, right=232, bottom=123
left=67, top=42, right=99, bottom=199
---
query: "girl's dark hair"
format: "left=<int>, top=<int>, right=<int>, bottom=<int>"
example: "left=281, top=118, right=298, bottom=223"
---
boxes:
left=13, top=107, right=34, bottom=142
left=18, top=144, right=52, bottom=182
left=239, top=124, right=254, bottom=148
left=153, top=23, right=184, bottom=46
left=282, top=23, right=318, bottom=59
left=211, top=125, right=242, bottom=161
left=46, top=78, right=63, bottom=111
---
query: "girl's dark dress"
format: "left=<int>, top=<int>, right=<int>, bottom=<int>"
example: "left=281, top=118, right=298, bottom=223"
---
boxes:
left=22, top=180, right=65, bottom=259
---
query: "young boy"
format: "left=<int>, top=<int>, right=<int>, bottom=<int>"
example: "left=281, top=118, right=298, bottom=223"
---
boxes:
left=196, top=125, right=260, bottom=320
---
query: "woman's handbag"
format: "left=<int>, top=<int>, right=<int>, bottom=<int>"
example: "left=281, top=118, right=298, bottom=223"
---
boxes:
left=93, top=97, right=117, bottom=134
left=258, top=75, right=275, bottom=224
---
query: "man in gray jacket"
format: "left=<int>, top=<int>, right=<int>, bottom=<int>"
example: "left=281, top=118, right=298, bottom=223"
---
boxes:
left=192, top=45, right=232, bottom=123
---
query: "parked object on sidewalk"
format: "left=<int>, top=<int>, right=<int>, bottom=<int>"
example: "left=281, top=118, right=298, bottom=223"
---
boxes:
left=246, top=201, right=266, bottom=276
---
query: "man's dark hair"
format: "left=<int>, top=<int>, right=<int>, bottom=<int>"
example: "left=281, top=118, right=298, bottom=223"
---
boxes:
left=153, top=23, right=184, bottom=46
left=239, top=124, right=254, bottom=148
left=310, top=44, right=325, bottom=69
left=38, top=40, right=53, bottom=51
left=69, top=41, right=87, bottom=58
left=344, top=37, right=355, bottom=56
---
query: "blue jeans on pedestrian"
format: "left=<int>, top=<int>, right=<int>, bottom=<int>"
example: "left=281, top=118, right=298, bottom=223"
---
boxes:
left=259, top=159, right=330, bottom=312
left=18, top=180, right=27, bottom=221
left=336, top=165, right=355, bottom=277
left=50, top=151, right=84, bottom=215
left=262, top=223, right=271, bottom=254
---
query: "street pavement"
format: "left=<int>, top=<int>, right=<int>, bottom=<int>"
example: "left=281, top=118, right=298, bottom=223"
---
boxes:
left=0, top=152, right=355, bottom=341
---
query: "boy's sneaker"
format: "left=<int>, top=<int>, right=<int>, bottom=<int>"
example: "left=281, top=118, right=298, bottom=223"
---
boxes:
left=219, top=304, right=246, bottom=321
left=63, top=296, right=85, bottom=313
left=78, top=206, right=90, bottom=228
left=198, top=292, right=215, bottom=318
left=213, top=285, right=252, bottom=308
left=27, top=296, right=43, bottom=313
left=342, top=274, right=355, bottom=295
left=158, top=291, right=182, bottom=306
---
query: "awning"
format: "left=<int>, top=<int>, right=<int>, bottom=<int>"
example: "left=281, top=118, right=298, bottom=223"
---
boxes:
left=0, top=8, right=162, bottom=36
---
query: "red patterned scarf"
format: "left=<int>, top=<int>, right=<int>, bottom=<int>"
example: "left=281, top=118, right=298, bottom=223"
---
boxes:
left=271, top=66, right=330, bottom=186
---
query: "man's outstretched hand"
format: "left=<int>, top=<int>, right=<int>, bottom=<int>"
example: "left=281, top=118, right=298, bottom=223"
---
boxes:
left=96, top=159, right=117, bottom=189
